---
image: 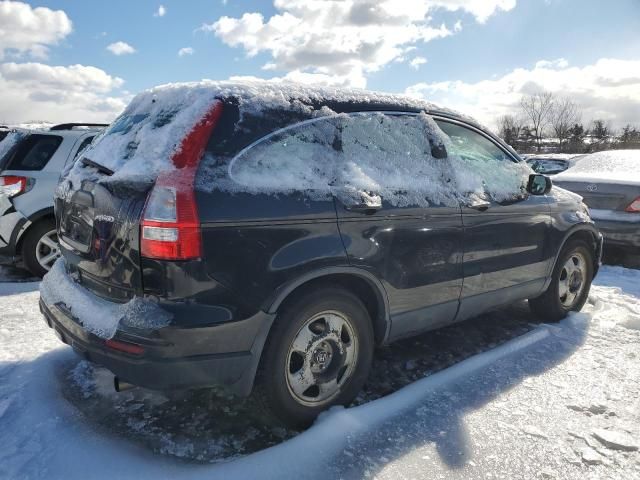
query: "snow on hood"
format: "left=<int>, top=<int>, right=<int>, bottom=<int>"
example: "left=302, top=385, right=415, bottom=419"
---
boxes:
left=554, top=150, right=640, bottom=186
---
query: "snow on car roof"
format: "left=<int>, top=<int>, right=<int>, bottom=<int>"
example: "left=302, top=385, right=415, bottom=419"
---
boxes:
left=73, top=79, right=477, bottom=183
left=554, top=150, right=640, bottom=186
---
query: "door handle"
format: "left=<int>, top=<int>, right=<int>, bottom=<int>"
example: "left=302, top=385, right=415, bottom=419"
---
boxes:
left=469, top=201, right=491, bottom=212
left=345, top=203, right=381, bottom=215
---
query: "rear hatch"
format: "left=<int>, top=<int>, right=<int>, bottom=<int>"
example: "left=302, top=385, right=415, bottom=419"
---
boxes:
left=54, top=89, right=222, bottom=303
left=56, top=175, right=153, bottom=302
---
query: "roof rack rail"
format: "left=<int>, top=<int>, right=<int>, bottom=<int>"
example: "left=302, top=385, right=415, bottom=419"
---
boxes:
left=50, top=123, right=109, bottom=131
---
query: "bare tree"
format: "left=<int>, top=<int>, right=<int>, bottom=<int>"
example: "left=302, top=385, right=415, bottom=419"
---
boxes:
left=520, top=92, right=555, bottom=152
left=497, top=114, right=525, bottom=149
left=550, top=97, right=579, bottom=152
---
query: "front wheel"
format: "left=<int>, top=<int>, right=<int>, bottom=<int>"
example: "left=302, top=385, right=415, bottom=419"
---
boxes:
left=256, top=287, right=374, bottom=428
left=529, top=239, right=595, bottom=322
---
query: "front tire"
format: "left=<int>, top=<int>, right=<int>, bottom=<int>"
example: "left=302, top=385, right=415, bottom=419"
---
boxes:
left=529, top=239, right=594, bottom=322
left=256, top=287, right=374, bottom=428
left=22, top=219, right=60, bottom=278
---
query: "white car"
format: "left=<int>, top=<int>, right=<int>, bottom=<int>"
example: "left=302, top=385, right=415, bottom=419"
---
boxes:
left=0, top=123, right=106, bottom=276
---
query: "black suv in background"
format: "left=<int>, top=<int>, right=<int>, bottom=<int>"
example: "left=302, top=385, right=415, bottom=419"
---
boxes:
left=40, top=82, right=602, bottom=426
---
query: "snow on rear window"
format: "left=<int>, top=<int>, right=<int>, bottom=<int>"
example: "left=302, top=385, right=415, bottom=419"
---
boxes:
left=555, top=150, right=640, bottom=185
left=71, top=85, right=220, bottom=184
left=202, top=112, right=530, bottom=207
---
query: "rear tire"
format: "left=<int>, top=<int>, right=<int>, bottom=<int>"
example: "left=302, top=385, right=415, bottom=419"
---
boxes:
left=255, top=287, right=374, bottom=428
left=22, top=219, right=60, bottom=278
left=529, top=239, right=594, bottom=322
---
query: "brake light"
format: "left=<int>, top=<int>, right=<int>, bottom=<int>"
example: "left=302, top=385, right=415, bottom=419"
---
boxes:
left=0, top=175, right=28, bottom=198
left=626, top=197, right=640, bottom=213
left=141, top=183, right=202, bottom=260
left=105, top=339, right=145, bottom=355
left=140, top=101, right=223, bottom=260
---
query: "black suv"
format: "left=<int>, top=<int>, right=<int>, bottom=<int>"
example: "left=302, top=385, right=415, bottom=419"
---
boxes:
left=40, top=82, right=602, bottom=427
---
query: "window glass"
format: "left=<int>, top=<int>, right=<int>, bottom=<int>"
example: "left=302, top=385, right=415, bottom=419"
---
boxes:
left=225, top=112, right=457, bottom=207
left=4, top=134, right=62, bottom=171
left=339, top=113, right=455, bottom=207
left=72, top=136, right=95, bottom=161
left=435, top=120, right=530, bottom=202
left=228, top=117, right=340, bottom=196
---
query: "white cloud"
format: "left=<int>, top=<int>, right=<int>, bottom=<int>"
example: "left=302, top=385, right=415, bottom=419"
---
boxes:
left=409, top=56, right=427, bottom=70
left=106, top=41, right=136, bottom=56
left=0, top=1, right=72, bottom=59
left=178, top=47, right=194, bottom=57
left=405, top=58, right=640, bottom=129
left=154, top=5, right=166, bottom=17
left=0, top=62, right=128, bottom=123
left=202, top=0, right=516, bottom=88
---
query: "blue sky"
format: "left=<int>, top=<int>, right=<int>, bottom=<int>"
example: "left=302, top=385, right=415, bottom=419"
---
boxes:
left=1, top=0, right=639, bottom=127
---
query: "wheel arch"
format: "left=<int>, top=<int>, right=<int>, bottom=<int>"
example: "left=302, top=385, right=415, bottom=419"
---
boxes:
left=15, top=207, right=55, bottom=255
left=265, top=267, right=391, bottom=346
left=547, top=224, right=602, bottom=288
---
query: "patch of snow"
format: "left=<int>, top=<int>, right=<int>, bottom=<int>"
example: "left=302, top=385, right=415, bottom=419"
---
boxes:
left=40, top=260, right=171, bottom=339
left=554, top=150, right=640, bottom=186
left=591, top=429, right=639, bottom=451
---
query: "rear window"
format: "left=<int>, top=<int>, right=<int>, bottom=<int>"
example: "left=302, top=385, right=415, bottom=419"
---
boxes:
left=0, top=131, right=8, bottom=142
left=3, top=134, right=62, bottom=171
left=72, top=136, right=95, bottom=161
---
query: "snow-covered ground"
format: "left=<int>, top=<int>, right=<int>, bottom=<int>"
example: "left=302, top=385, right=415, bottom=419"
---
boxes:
left=1, top=263, right=639, bottom=479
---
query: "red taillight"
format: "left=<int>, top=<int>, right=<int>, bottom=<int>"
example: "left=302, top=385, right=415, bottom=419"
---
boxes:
left=141, top=183, right=202, bottom=260
left=105, top=339, right=145, bottom=355
left=0, top=175, right=28, bottom=198
left=140, top=101, right=223, bottom=261
left=625, top=197, right=640, bottom=213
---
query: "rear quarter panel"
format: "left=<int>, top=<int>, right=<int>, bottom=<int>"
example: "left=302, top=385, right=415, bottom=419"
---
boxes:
left=195, top=190, right=348, bottom=311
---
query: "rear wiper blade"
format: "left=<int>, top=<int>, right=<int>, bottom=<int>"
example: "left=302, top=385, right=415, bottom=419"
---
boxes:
left=81, top=157, right=114, bottom=176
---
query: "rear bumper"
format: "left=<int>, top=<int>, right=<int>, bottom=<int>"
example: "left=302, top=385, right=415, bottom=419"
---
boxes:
left=40, top=297, right=274, bottom=396
left=593, top=218, right=640, bottom=248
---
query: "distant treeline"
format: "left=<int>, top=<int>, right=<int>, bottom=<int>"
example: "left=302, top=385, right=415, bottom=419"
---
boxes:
left=496, top=91, right=640, bottom=154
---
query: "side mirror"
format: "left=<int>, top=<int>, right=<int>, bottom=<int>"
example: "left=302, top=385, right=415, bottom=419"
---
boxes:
left=527, top=174, right=552, bottom=195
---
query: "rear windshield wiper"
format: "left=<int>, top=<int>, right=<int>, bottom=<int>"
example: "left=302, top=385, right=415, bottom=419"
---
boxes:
left=81, top=157, right=114, bottom=176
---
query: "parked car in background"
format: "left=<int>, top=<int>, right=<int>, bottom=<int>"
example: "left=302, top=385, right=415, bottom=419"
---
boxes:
left=522, top=153, right=585, bottom=175
left=0, top=126, right=9, bottom=142
left=40, top=82, right=601, bottom=427
left=0, top=123, right=106, bottom=276
left=553, top=150, right=640, bottom=253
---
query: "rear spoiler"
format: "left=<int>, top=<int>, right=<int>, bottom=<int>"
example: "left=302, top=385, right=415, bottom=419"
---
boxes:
left=50, top=123, right=109, bottom=131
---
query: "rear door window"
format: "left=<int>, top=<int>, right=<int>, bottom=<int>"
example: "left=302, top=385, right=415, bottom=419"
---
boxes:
left=225, top=112, right=456, bottom=208
left=4, top=134, right=63, bottom=171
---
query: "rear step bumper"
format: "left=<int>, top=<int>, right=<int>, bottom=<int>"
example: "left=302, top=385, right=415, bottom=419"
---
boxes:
left=39, top=297, right=275, bottom=396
